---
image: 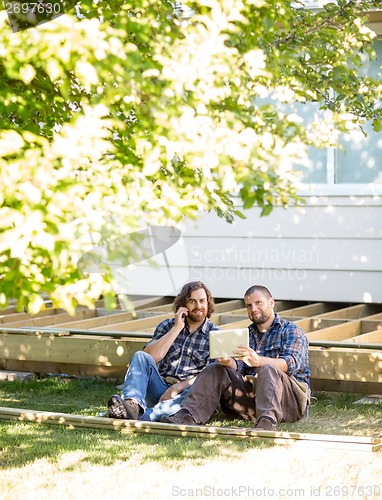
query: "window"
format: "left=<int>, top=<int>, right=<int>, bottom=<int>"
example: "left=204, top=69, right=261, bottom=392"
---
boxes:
left=297, top=39, right=382, bottom=193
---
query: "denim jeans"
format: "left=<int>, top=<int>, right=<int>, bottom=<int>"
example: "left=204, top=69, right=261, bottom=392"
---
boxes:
left=121, top=350, right=190, bottom=422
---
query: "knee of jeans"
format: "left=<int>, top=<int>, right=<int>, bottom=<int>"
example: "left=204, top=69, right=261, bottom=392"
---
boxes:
left=131, top=350, right=152, bottom=363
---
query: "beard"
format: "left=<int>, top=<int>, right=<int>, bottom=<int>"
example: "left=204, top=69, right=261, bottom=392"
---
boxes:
left=188, top=309, right=206, bottom=322
left=251, top=312, right=268, bottom=325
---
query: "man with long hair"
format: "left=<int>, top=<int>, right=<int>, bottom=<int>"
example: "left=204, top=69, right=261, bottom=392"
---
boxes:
left=108, top=281, right=218, bottom=421
left=162, top=285, right=310, bottom=430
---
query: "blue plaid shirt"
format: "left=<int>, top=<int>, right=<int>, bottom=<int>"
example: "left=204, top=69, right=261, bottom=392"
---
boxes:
left=239, top=314, right=310, bottom=385
left=145, top=317, right=219, bottom=381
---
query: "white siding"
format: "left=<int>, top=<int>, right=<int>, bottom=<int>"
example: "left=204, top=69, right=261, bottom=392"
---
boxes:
left=181, top=195, right=382, bottom=303
left=112, top=196, right=382, bottom=304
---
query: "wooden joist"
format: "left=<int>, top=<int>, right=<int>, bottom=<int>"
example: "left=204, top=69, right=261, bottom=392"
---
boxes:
left=0, top=406, right=380, bottom=452
left=309, top=347, right=382, bottom=384
left=1, top=299, right=382, bottom=392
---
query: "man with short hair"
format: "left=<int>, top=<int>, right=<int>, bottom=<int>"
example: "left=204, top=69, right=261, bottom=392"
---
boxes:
left=162, top=284, right=310, bottom=430
left=108, top=281, right=219, bottom=421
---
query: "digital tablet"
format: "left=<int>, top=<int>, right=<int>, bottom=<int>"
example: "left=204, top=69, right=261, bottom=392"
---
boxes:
left=209, top=328, right=249, bottom=359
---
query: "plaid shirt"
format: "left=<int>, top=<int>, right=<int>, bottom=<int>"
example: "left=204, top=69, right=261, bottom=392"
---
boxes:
left=145, top=317, right=219, bottom=381
left=239, top=314, right=310, bottom=385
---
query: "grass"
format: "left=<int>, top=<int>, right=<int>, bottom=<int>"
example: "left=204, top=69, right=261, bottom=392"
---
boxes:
left=0, top=377, right=381, bottom=499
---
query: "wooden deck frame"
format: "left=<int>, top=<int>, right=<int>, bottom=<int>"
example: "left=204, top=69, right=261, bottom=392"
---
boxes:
left=0, top=299, right=382, bottom=393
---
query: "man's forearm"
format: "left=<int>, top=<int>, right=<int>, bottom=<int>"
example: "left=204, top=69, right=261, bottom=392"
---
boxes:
left=143, top=325, right=183, bottom=363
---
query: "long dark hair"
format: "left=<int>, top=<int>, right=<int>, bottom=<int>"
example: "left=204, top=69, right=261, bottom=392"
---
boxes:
left=173, top=281, right=215, bottom=318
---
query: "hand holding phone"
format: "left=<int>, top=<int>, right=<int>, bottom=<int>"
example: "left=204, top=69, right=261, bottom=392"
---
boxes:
left=175, top=307, right=188, bottom=327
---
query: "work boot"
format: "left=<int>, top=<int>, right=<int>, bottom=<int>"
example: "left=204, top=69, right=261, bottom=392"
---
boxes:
left=255, top=416, right=276, bottom=431
left=108, top=395, right=141, bottom=420
left=161, top=409, right=197, bottom=425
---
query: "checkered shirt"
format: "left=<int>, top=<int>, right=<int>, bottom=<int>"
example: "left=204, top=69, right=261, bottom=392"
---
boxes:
left=145, top=317, right=219, bottom=381
left=239, top=314, right=310, bottom=385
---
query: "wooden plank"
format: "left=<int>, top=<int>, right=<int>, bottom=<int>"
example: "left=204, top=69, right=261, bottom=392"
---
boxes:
left=0, top=334, right=147, bottom=366
left=218, top=319, right=250, bottom=330
left=294, top=318, right=346, bottom=333
left=342, top=330, right=382, bottom=344
left=56, top=311, right=137, bottom=329
left=119, top=296, right=173, bottom=311
left=1, top=333, right=381, bottom=388
left=219, top=314, right=248, bottom=324
left=362, top=312, right=382, bottom=321
left=309, top=347, right=382, bottom=384
left=0, top=359, right=127, bottom=378
left=311, top=379, right=382, bottom=395
left=0, top=305, right=21, bottom=315
left=277, top=302, right=343, bottom=318
left=129, top=302, right=173, bottom=315
left=213, top=300, right=245, bottom=313
left=89, top=313, right=174, bottom=332
left=7, top=309, right=96, bottom=328
left=0, top=308, right=59, bottom=324
left=361, top=320, right=382, bottom=332
left=128, top=300, right=244, bottom=316
left=315, top=304, right=382, bottom=320
left=220, top=303, right=305, bottom=318
left=133, top=300, right=240, bottom=317
left=0, top=406, right=380, bottom=451
left=306, top=321, right=361, bottom=341
left=274, top=301, right=306, bottom=311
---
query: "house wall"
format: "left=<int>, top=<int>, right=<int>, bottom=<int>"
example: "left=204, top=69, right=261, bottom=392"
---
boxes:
left=180, top=195, right=382, bottom=303
left=112, top=195, right=382, bottom=304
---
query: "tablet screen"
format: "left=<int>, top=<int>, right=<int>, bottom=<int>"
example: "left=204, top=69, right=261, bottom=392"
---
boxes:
left=209, top=328, right=249, bottom=359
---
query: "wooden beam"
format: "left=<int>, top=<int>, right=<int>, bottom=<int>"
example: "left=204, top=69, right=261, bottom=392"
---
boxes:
left=315, top=304, right=382, bottom=320
left=214, top=299, right=245, bottom=312
left=8, top=309, right=96, bottom=328
left=0, top=308, right=59, bottom=324
left=294, top=318, right=346, bottom=333
left=57, top=311, right=137, bottom=329
left=0, top=359, right=127, bottom=378
left=309, top=347, right=382, bottom=384
left=218, top=319, right=250, bottom=329
left=0, top=406, right=380, bottom=451
left=89, top=313, right=174, bottom=332
left=274, top=301, right=306, bottom=312
left=311, top=379, right=382, bottom=395
left=306, top=321, right=361, bottom=341
left=121, top=296, right=172, bottom=311
left=0, top=333, right=147, bottom=366
left=277, top=302, right=342, bottom=317
left=342, top=330, right=382, bottom=344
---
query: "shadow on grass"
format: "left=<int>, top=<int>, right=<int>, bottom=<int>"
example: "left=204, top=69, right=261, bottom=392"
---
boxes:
left=0, top=419, right=276, bottom=470
left=0, top=378, right=381, bottom=470
left=0, top=377, right=276, bottom=469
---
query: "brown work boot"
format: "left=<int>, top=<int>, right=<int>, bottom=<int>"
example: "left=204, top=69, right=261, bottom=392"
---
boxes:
left=108, top=395, right=141, bottom=420
left=255, top=416, right=276, bottom=431
left=161, top=409, right=197, bottom=425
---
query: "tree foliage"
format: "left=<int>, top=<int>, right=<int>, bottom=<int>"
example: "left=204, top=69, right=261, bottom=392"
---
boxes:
left=0, top=0, right=381, bottom=312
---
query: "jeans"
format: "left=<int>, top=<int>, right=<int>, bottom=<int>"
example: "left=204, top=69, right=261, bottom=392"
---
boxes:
left=121, top=350, right=190, bottom=422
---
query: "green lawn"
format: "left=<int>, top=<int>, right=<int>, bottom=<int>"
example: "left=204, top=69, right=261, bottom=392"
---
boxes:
left=0, top=377, right=381, bottom=500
